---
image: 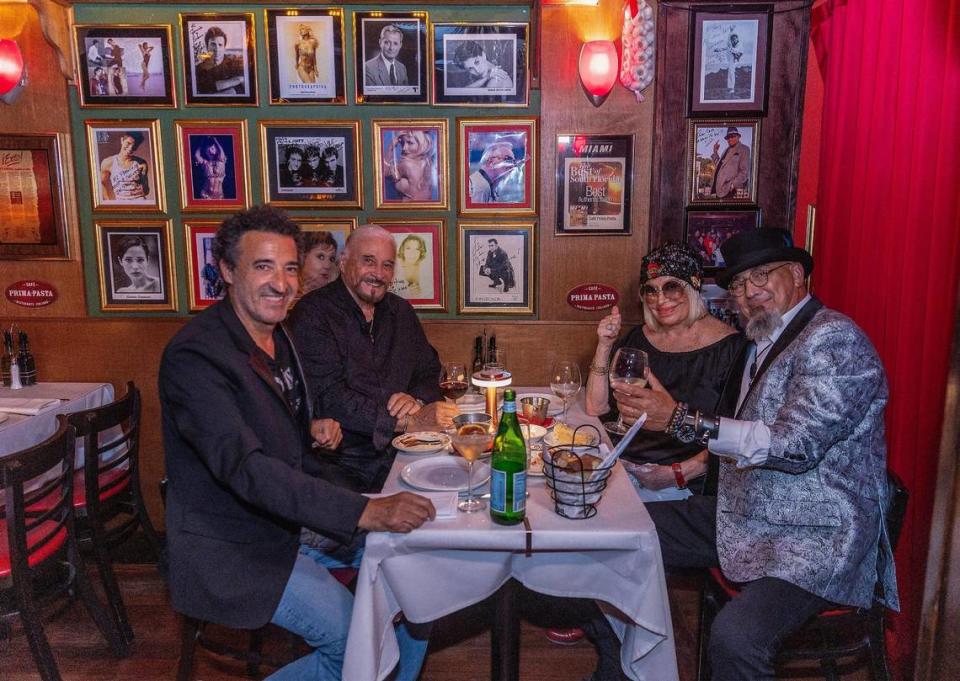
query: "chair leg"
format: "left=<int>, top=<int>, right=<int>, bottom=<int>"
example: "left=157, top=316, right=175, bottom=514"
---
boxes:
left=867, top=611, right=892, bottom=681
left=696, top=588, right=716, bottom=681
left=70, top=541, right=130, bottom=658
left=178, top=616, right=201, bottom=681
left=89, top=526, right=135, bottom=645
left=247, top=626, right=266, bottom=677
left=14, top=575, right=63, bottom=681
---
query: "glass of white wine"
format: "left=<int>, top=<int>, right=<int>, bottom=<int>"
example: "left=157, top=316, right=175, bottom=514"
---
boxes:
left=549, top=360, right=582, bottom=424
left=451, top=421, right=494, bottom=512
left=605, top=347, right=649, bottom=436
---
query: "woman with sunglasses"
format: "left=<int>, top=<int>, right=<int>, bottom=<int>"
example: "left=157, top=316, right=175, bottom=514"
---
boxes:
left=585, top=242, right=743, bottom=500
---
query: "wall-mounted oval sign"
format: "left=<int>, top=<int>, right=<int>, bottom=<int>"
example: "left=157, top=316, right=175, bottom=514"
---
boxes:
left=566, top=283, right=619, bottom=311
left=5, top=280, right=58, bottom=307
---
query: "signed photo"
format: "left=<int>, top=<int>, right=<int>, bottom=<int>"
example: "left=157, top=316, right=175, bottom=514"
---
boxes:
left=691, top=9, right=770, bottom=113
left=85, top=120, right=164, bottom=212
left=458, top=222, right=534, bottom=314
left=355, top=13, right=427, bottom=104
left=373, top=120, right=447, bottom=209
left=95, top=219, right=176, bottom=311
left=175, top=120, right=250, bottom=211
left=459, top=118, right=536, bottom=215
left=266, top=9, right=345, bottom=104
left=433, top=23, right=528, bottom=106
left=689, top=119, right=759, bottom=204
left=75, top=25, right=175, bottom=107
left=380, top=220, right=445, bottom=310
left=180, top=13, right=257, bottom=106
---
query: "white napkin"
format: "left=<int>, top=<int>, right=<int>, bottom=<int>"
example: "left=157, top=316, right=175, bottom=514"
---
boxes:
left=364, top=491, right=459, bottom=520
left=0, top=397, right=61, bottom=415
left=593, top=412, right=648, bottom=477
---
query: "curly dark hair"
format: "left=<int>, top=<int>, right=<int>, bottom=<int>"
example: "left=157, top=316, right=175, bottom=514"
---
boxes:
left=212, top=205, right=301, bottom=272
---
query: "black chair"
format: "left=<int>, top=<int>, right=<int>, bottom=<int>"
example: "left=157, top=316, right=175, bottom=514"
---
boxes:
left=697, top=471, right=909, bottom=681
left=1, top=417, right=128, bottom=681
left=67, top=381, right=165, bottom=645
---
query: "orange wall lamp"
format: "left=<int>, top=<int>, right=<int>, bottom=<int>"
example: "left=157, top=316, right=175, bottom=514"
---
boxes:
left=0, top=38, right=26, bottom=104
left=578, top=40, right=619, bottom=107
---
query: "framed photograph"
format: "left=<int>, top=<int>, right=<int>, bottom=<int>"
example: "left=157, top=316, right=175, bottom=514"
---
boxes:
left=457, top=222, right=534, bottom=315
left=690, top=8, right=771, bottom=114
left=458, top=118, right=536, bottom=216
left=265, top=8, right=345, bottom=105
left=175, top=120, right=250, bottom=212
left=689, top=119, right=759, bottom=204
left=85, top=119, right=165, bottom=212
left=432, top=22, right=529, bottom=107
left=354, top=12, right=428, bottom=104
left=555, top=133, right=634, bottom=236
left=259, top=121, right=362, bottom=208
left=184, top=220, right=225, bottom=311
left=180, top=13, right=257, bottom=106
left=94, top=219, right=176, bottom=311
left=685, top=208, right=761, bottom=274
left=74, top=25, right=176, bottom=108
left=378, top=220, right=446, bottom=311
left=372, top=119, right=448, bottom=210
left=0, top=134, right=69, bottom=260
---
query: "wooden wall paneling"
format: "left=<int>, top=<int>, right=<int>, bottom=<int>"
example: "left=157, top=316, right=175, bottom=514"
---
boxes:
left=537, top=2, right=655, bottom=325
left=0, top=4, right=87, bottom=319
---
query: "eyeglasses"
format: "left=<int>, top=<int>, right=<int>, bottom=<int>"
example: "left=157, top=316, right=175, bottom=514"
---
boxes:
left=641, top=280, right=687, bottom=302
left=728, top=263, right=792, bottom=296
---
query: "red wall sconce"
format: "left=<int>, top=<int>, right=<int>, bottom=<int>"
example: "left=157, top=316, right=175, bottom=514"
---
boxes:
left=0, top=39, right=26, bottom=104
left=578, top=40, right=618, bottom=107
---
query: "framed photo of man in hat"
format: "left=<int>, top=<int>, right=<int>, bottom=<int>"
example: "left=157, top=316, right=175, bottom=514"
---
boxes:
left=688, top=119, right=759, bottom=204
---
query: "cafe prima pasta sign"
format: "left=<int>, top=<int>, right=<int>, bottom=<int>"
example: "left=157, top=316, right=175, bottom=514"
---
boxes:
left=566, top=283, right=619, bottom=311
left=5, top=280, right=58, bottom=307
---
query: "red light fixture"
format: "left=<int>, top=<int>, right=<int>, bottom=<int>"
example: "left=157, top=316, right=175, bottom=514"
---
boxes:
left=578, top=40, right=618, bottom=107
left=0, top=39, right=25, bottom=103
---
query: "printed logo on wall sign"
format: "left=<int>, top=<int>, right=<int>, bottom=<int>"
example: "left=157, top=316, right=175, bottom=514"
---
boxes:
left=566, top=283, right=619, bottom=311
left=5, top=280, right=58, bottom=307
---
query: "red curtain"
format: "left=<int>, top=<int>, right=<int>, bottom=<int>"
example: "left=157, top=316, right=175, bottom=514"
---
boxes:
left=810, top=0, right=960, bottom=676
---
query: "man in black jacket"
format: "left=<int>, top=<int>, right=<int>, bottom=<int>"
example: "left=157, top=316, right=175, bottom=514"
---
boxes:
left=160, top=206, right=435, bottom=679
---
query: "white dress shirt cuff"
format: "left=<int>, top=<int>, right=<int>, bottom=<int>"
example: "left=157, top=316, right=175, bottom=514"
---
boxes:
left=710, top=417, right=771, bottom=467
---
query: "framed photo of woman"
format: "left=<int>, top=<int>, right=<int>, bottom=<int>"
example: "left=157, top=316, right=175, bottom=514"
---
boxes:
left=294, top=218, right=356, bottom=296
left=74, top=25, right=176, bottom=108
left=265, top=8, right=346, bottom=105
left=175, top=120, right=250, bottom=212
left=85, top=119, right=165, bottom=212
left=94, top=219, right=176, bottom=311
left=259, top=121, right=362, bottom=208
left=354, top=12, right=428, bottom=104
left=457, top=221, right=534, bottom=315
left=184, top=220, right=225, bottom=311
left=180, top=12, right=257, bottom=106
left=458, top=118, right=536, bottom=216
left=432, top=23, right=528, bottom=107
left=372, top=119, right=448, bottom=210
left=378, top=220, right=446, bottom=311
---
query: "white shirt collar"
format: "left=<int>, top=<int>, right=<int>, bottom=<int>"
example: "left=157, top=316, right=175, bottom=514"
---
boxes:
left=380, top=53, right=396, bottom=67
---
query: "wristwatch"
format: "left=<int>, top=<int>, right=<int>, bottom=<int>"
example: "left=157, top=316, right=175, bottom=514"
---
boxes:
left=678, top=410, right=721, bottom=446
left=675, top=415, right=698, bottom=444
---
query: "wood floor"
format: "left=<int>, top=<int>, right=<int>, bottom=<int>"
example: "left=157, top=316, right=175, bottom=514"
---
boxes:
left=2, top=560, right=868, bottom=681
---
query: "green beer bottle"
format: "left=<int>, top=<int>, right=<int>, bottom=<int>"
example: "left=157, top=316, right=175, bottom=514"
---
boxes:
left=490, top=389, right=527, bottom=525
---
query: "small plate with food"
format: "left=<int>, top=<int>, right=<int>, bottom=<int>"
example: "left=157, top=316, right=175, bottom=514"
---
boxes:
left=392, top=431, right=452, bottom=454
left=543, top=422, right=600, bottom=448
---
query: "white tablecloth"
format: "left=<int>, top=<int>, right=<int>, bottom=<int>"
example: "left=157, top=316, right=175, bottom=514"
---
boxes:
left=0, top=382, right=115, bottom=458
left=341, top=391, right=678, bottom=681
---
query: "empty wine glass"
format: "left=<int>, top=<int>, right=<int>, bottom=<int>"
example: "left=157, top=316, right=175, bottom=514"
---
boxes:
left=605, top=347, right=649, bottom=436
left=549, top=360, right=582, bottom=424
left=440, top=362, right=469, bottom=402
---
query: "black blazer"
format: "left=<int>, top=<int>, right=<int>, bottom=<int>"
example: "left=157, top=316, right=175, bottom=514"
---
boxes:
left=159, top=298, right=369, bottom=628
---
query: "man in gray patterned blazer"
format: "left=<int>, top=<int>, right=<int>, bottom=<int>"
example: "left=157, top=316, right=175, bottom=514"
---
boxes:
left=612, top=228, right=898, bottom=680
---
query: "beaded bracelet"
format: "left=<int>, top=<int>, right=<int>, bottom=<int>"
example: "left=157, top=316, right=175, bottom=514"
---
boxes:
left=665, top=402, right=689, bottom=436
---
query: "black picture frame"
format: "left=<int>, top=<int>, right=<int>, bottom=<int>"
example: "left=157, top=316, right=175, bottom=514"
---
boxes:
left=180, top=12, right=258, bottom=106
left=74, top=25, right=176, bottom=108
left=555, top=133, right=634, bottom=235
left=432, top=22, right=529, bottom=107
left=689, top=6, right=772, bottom=115
left=685, top=208, right=761, bottom=275
left=354, top=12, right=428, bottom=105
left=265, top=8, right=346, bottom=105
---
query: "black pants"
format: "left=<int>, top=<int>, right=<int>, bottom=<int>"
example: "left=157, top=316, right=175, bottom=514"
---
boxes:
left=647, top=496, right=831, bottom=681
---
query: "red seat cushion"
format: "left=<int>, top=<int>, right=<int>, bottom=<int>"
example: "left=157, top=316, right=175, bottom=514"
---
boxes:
left=708, top=567, right=855, bottom=618
left=70, top=467, right=130, bottom=507
left=0, top=520, right=68, bottom=578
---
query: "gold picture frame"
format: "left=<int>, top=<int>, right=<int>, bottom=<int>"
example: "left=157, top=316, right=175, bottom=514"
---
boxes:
left=372, top=119, right=449, bottom=210
left=457, top=221, right=535, bottom=315
left=688, top=118, right=760, bottom=205
left=376, top=218, right=447, bottom=311
left=259, top=120, right=363, bottom=208
left=94, top=219, right=177, bottom=312
left=183, top=219, right=225, bottom=312
left=85, top=119, right=165, bottom=213
left=457, top=117, right=537, bottom=216
left=174, top=119, right=251, bottom=212
left=265, top=8, right=347, bottom=105
left=294, top=216, right=357, bottom=255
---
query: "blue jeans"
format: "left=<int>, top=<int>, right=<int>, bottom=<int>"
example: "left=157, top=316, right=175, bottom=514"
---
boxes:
left=269, top=545, right=430, bottom=681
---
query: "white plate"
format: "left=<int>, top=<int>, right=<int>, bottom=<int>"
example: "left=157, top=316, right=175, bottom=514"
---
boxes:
left=392, top=431, right=452, bottom=454
left=518, top=424, right=547, bottom=441
left=517, top=392, right=564, bottom=416
left=543, top=428, right=600, bottom=448
left=401, top=456, right=491, bottom=493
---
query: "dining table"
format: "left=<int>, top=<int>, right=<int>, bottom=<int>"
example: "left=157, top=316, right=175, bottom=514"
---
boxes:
left=341, top=388, right=679, bottom=681
left=0, top=382, right=115, bottom=459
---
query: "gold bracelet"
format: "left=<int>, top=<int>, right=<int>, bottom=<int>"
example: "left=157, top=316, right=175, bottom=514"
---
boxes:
left=589, top=363, right=610, bottom=375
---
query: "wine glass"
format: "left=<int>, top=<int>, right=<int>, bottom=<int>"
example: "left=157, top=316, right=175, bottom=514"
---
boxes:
left=605, top=347, right=649, bottom=436
left=549, top=360, right=582, bottom=424
left=440, top=362, right=469, bottom=402
left=451, top=419, right=494, bottom=512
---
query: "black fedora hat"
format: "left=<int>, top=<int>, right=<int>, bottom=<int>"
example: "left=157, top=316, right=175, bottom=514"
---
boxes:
left=716, top=228, right=814, bottom=288
left=724, top=127, right=741, bottom=139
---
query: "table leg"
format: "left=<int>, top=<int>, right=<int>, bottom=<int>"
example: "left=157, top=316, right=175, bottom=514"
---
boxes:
left=491, top=578, right=520, bottom=681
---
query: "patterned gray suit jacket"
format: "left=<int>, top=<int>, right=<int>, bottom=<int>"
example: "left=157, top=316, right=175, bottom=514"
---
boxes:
left=716, top=298, right=899, bottom=610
